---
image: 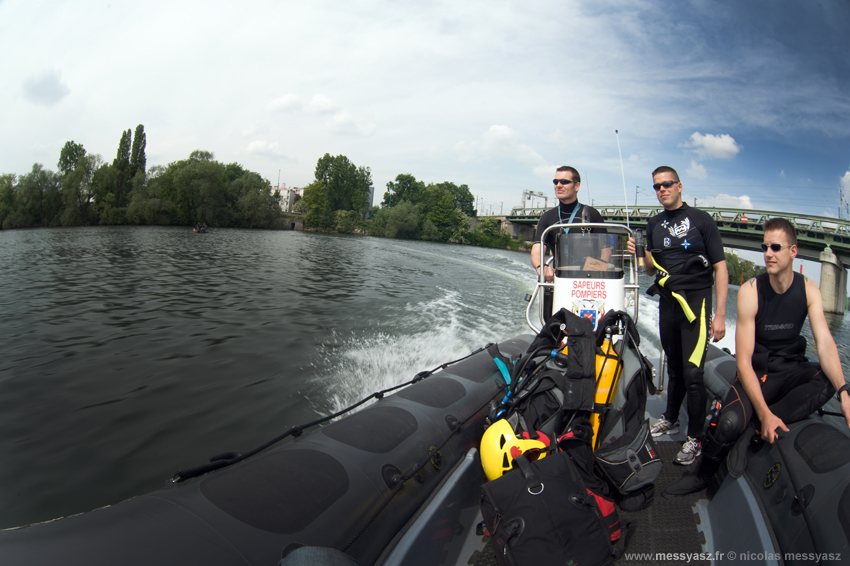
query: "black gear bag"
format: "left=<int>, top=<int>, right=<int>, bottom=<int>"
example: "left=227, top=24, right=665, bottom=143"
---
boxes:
left=480, top=451, right=614, bottom=566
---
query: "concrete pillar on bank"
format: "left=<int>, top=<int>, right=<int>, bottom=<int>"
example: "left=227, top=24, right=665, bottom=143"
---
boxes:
left=819, top=246, right=846, bottom=314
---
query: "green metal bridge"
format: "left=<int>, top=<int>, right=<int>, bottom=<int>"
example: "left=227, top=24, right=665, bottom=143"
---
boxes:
left=507, top=206, right=850, bottom=265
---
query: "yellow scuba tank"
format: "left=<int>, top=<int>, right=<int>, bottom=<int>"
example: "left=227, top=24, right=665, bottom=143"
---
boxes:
left=590, top=327, right=622, bottom=448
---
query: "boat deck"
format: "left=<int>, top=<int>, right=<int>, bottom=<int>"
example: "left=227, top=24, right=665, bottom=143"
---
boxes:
left=614, top=440, right=717, bottom=565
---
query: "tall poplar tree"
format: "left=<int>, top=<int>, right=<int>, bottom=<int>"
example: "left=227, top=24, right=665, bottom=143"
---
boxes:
left=129, top=124, right=146, bottom=180
left=113, top=129, right=132, bottom=205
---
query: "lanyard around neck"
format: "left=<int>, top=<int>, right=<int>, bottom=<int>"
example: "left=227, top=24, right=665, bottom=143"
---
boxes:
left=558, top=203, right=581, bottom=226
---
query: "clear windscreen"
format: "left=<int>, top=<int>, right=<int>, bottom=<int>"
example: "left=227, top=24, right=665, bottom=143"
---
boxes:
left=554, top=229, right=628, bottom=280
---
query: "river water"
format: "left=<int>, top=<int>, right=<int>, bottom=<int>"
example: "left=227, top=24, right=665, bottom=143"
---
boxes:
left=1, top=226, right=848, bottom=529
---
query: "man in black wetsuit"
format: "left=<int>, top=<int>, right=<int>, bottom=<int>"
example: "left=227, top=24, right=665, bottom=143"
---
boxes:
left=666, top=217, right=850, bottom=495
left=530, top=166, right=608, bottom=283
left=628, top=166, right=728, bottom=465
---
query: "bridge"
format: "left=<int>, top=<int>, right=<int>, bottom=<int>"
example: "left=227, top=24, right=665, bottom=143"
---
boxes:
left=502, top=206, right=850, bottom=313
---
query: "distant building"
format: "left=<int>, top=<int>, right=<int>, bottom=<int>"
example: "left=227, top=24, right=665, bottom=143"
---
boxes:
left=274, top=184, right=304, bottom=213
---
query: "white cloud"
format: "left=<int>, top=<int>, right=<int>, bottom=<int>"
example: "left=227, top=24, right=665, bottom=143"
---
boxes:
left=841, top=171, right=850, bottom=192
left=22, top=70, right=70, bottom=106
left=325, top=112, right=376, bottom=137
left=779, top=170, right=785, bottom=178
left=456, top=125, right=554, bottom=177
left=245, top=141, right=294, bottom=161
left=267, top=93, right=373, bottom=136
left=545, top=129, right=568, bottom=146
left=686, top=132, right=741, bottom=160
left=304, top=94, right=340, bottom=115
left=697, top=193, right=754, bottom=209
left=686, top=160, right=707, bottom=180
left=268, top=94, right=303, bottom=112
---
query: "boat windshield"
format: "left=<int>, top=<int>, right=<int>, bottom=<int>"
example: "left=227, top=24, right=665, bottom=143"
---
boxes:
left=554, top=229, right=628, bottom=280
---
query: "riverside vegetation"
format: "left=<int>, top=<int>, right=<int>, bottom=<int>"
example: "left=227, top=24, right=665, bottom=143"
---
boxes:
left=0, top=128, right=521, bottom=250
left=0, top=129, right=758, bottom=275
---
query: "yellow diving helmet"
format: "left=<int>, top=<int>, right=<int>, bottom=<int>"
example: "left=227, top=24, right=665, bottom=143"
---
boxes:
left=480, top=419, right=549, bottom=481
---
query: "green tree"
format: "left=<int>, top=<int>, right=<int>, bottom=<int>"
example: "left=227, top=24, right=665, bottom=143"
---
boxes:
left=334, top=210, right=356, bottom=233
left=232, top=171, right=279, bottom=228
left=476, top=217, right=500, bottom=237
left=0, top=174, right=17, bottom=229
left=420, top=184, right=457, bottom=239
left=434, top=181, right=475, bottom=216
left=382, top=174, right=425, bottom=207
left=129, top=124, right=146, bottom=180
left=61, top=153, right=102, bottom=226
left=419, top=217, right=440, bottom=241
left=127, top=166, right=170, bottom=225
left=18, top=164, right=63, bottom=227
left=301, top=180, right=333, bottom=229
left=112, top=128, right=132, bottom=207
left=58, top=141, right=86, bottom=175
left=370, top=200, right=420, bottom=239
left=725, top=251, right=764, bottom=285
left=128, top=151, right=280, bottom=228
left=314, top=153, right=373, bottom=216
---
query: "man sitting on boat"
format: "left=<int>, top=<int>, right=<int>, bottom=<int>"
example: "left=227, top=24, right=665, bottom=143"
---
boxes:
left=666, top=217, right=850, bottom=495
left=530, top=165, right=609, bottom=283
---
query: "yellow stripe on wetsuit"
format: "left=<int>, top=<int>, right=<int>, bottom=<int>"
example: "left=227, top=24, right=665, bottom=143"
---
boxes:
left=688, top=298, right=708, bottom=367
left=650, top=255, right=697, bottom=323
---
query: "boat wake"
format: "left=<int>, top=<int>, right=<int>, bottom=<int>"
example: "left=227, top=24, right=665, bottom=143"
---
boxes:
left=315, top=287, right=529, bottom=415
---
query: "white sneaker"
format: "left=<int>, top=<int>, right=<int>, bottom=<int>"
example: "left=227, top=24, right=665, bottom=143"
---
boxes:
left=650, top=415, right=679, bottom=437
left=675, top=436, right=702, bottom=466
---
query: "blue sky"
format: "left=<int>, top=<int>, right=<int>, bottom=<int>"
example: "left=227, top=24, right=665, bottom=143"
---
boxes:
left=2, top=0, right=848, bottom=231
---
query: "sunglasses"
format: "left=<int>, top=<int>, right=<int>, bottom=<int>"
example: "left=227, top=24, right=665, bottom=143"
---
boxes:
left=652, top=180, right=678, bottom=191
left=761, top=243, right=792, bottom=252
left=553, top=179, right=575, bottom=185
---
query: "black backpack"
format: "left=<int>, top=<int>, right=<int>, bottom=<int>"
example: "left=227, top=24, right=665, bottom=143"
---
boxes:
left=480, top=451, right=614, bottom=566
left=488, top=308, right=597, bottom=437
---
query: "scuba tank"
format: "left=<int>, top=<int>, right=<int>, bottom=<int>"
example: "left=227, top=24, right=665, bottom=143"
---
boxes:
left=590, top=326, right=624, bottom=448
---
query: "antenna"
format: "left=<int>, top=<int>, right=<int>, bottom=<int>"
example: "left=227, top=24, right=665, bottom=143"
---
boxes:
left=616, top=130, right=630, bottom=229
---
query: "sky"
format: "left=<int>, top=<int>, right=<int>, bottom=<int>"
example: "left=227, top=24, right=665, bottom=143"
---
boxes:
left=2, top=0, right=849, bottom=246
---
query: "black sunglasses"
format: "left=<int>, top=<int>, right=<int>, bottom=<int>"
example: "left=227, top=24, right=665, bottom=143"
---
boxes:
left=761, top=243, right=792, bottom=252
left=553, top=179, right=575, bottom=185
left=652, top=180, right=678, bottom=191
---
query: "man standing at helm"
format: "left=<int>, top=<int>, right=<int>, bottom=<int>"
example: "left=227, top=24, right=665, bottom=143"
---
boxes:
left=628, top=165, right=728, bottom=466
left=666, top=217, right=850, bottom=495
left=530, top=166, right=608, bottom=284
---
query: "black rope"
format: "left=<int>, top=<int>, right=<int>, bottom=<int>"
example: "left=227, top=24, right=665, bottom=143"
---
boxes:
left=171, top=343, right=496, bottom=483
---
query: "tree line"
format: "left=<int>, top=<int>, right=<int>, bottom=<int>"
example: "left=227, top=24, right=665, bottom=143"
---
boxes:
left=0, top=126, right=286, bottom=230
left=297, top=162, right=522, bottom=250
left=1, top=140, right=765, bottom=274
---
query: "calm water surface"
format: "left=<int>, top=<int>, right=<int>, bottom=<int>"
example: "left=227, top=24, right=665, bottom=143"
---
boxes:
left=1, top=226, right=848, bottom=528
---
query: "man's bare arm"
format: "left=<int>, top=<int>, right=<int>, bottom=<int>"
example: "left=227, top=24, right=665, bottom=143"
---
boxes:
left=736, top=278, right=786, bottom=442
left=805, top=278, right=850, bottom=428
left=530, top=242, right=554, bottom=282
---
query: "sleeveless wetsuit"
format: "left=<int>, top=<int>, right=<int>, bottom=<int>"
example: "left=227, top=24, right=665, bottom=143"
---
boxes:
left=714, top=273, right=833, bottom=441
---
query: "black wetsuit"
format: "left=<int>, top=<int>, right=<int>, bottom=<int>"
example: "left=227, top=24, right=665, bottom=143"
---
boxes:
left=534, top=201, right=606, bottom=252
left=712, top=273, right=833, bottom=444
left=646, top=204, right=725, bottom=438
